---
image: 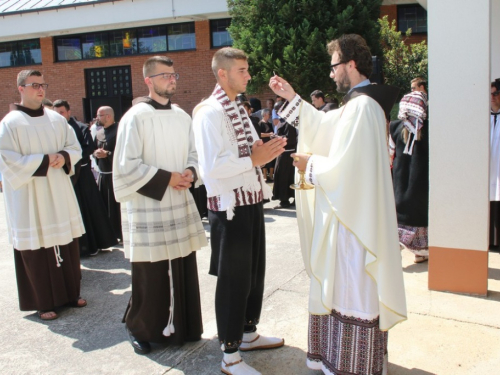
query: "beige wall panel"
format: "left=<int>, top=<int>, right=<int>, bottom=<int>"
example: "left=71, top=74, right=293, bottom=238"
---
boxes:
left=428, top=0, right=490, bottom=251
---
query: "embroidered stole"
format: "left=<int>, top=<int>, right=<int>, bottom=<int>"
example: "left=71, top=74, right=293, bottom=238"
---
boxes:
left=212, top=84, right=255, bottom=158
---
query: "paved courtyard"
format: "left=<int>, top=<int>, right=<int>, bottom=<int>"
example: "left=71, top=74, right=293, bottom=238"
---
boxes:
left=0, top=193, right=499, bottom=374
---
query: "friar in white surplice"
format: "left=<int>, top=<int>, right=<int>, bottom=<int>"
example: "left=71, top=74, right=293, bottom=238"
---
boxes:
left=0, top=70, right=86, bottom=322
left=270, top=35, right=407, bottom=375
left=113, top=56, right=207, bottom=355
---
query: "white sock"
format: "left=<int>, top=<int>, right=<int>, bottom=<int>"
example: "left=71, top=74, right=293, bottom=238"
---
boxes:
left=242, top=331, right=258, bottom=342
left=223, top=351, right=242, bottom=364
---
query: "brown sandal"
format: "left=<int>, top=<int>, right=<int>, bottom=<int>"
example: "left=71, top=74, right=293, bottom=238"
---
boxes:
left=414, top=256, right=429, bottom=264
left=68, top=297, right=87, bottom=308
left=37, top=310, right=58, bottom=320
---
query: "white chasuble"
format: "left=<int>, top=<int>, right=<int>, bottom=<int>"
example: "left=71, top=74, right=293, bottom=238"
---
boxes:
left=281, top=95, right=407, bottom=330
left=0, top=110, right=85, bottom=250
left=113, top=103, right=207, bottom=262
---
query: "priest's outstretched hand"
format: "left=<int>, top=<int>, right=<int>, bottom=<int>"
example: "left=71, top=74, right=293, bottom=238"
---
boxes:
left=269, top=75, right=296, bottom=102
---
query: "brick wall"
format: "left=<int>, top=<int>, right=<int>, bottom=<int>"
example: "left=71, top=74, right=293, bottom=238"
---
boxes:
left=0, top=8, right=427, bottom=121
left=0, top=20, right=275, bottom=121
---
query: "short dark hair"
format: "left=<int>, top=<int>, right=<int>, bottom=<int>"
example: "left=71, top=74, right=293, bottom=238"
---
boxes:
left=17, top=70, right=42, bottom=86
left=412, top=77, right=427, bottom=91
left=310, top=90, right=325, bottom=100
left=492, top=80, right=500, bottom=91
left=242, top=101, right=252, bottom=111
left=249, top=98, right=261, bottom=112
left=212, top=47, right=247, bottom=78
left=42, top=98, right=53, bottom=107
left=53, top=99, right=70, bottom=111
left=143, top=56, right=174, bottom=78
left=327, top=34, right=372, bottom=78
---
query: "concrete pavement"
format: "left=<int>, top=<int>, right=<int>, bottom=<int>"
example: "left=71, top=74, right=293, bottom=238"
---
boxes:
left=0, top=193, right=499, bottom=375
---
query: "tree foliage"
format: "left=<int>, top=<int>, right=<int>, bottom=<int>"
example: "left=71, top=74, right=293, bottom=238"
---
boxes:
left=227, top=0, right=383, bottom=98
left=378, top=16, right=428, bottom=97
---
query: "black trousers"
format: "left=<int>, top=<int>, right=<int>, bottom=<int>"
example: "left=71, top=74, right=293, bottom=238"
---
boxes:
left=208, top=203, right=266, bottom=351
left=490, top=201, right=500, bottom=249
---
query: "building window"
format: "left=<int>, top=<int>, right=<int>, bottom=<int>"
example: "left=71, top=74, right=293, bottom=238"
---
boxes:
left=54, top=22, right=195, bottom=61
left=0, top=39, right=41, bottom=68
left=82, top=32, right=109, bottom=59
left=211, top=19, right=233, bottom=48
left=138, top=26, right=167, bottom=54
left=56, top=37, right=82, bottom=61
left=109, top=30, right=137, bottom=56
left=167, top=23, right=196, bottom=51
left=398, top=4, right=427, bottom=34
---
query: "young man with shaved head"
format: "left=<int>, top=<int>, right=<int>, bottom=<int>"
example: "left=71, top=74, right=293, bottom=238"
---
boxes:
left=193, top=48, right=286, bottom=375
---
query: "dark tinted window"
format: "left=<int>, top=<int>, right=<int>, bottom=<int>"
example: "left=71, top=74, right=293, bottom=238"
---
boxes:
left=55, top=22, right=196, bottom=61
left=211, top=19, right=233, bottom=48
left=0, top=39, right=41, bottom=68
left=398, top=5, right=427, bottom=34
left=167, top=23, right=195, bottom=51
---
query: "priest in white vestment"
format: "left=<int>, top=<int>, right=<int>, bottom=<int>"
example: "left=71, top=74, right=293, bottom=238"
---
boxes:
left=270, top=34, right=407, bottom=375
left=0, top=70, right=86, bottom=321
left=113, top=56, right=207, bottom=355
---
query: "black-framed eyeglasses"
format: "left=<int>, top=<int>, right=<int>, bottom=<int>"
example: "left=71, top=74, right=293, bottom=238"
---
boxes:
left=148, top=72, right=180, bottom=81
left=330, top=62, right=345, bottom=73
left=21, top=83, right=49, bottom=90
left=492, top=91, right=500, bottom=97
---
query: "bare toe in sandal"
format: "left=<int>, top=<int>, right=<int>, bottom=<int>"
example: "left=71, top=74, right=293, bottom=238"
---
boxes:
left=37, top=310, right=58, bottom=320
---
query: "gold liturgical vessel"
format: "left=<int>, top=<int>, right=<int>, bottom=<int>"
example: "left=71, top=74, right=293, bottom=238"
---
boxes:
left=290, top=156, right=314, bottom=190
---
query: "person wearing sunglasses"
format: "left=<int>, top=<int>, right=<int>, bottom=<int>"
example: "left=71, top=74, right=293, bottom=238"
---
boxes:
left=0, top=70, right=86, bottom=321
left=489, top=80, right=500, bottom=251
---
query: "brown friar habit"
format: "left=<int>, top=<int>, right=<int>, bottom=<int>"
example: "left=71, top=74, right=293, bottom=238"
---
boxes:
left=3, top=105, right=84, bottom=311
left=68, top=117, right=118, bottom=256
left=15, top=240, right=82, bottom=311
left=118, top=97, right=205, bottom=344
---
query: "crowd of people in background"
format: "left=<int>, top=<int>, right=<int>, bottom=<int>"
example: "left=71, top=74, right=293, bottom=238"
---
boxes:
left=9, top=31, right=497, bottom=375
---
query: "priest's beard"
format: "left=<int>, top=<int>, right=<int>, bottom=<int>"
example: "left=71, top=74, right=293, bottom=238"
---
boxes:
left=153, top=82, right=176, bottom=99
left=335, top=74, right=351, bottom=93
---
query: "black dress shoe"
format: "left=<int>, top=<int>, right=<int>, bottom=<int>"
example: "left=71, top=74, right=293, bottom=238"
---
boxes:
left=125, top=326, right=151, bottom=355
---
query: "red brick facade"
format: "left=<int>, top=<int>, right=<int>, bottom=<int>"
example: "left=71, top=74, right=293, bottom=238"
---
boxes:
left=0, top=20, right=274, bottom=122
left=1, top=8, right=426, bottom=121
